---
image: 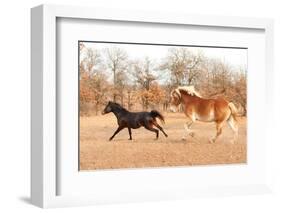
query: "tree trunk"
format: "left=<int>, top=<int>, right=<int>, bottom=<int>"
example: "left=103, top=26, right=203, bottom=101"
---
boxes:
left=95, top=101, right=99, bottom=115
left=127, top=91, right=131, bottom=110
left=113, top=65, right=116, bottom=102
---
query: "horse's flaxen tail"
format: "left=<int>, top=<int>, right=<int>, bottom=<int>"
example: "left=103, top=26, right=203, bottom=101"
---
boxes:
left=228, top=102, right=239, bottom=143
left=150, top=110, right=165, bottom=124
left=228, top=102, right=238, bottom=121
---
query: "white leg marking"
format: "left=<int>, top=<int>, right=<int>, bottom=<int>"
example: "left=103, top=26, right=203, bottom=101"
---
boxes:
left=182, top=118, right=194, bottom=140
left=227, top=116, right=238, bottom=143
left=182, top=123, right=189, bottom=140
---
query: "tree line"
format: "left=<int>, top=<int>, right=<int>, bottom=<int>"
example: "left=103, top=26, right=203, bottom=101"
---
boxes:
left=79, top=43, right=247, bottom=116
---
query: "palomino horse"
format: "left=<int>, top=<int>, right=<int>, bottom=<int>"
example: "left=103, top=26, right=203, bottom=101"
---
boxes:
left=170, top=86, right=238, bottom=143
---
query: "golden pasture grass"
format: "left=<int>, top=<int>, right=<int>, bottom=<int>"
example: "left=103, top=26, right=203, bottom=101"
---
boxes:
left=79, top=113, right=247, bottom=170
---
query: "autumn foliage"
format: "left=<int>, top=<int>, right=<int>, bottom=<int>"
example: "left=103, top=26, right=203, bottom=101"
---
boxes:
left=79, top=43, right=247, bottom=116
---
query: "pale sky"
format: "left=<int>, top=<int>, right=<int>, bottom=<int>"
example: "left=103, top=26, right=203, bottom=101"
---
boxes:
left=81, top=42, right=247, bottom=71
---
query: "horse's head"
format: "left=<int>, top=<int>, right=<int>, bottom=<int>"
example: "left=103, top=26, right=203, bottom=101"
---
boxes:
left=102, top=101, right=124, bottom=115
left=102, top=101, right=114, bottom=115
left=169, top=89, right=181, bottom=112
left=170, top=86, right=200, bottom=112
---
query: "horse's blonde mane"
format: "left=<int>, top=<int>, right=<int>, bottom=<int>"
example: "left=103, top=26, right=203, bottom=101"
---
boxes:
left=174, top=86, right=202, bottom=98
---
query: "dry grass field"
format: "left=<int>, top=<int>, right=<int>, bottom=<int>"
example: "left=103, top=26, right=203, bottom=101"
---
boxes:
left=80, top=113, right=247, bottom=170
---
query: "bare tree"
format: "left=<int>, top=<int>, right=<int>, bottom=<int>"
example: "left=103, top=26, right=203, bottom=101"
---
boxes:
left=132, top=57, right=165, bottom=109
left=105, top=47, right=128, bottom=102
left=79, top=42, right=85, bottom=52
left=79, top=46, right=109, bottom=115
left=160, top=48, right=202, bottom=86
left=82, top=48, right=102, bottom=75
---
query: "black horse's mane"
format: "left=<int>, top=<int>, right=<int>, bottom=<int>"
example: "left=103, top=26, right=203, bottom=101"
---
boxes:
left=109, top=101, right=128, bottom=112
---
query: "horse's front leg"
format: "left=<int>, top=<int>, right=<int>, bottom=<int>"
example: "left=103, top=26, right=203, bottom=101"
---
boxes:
left=109, top=126, right=125, bottom=141
left=128, top=127, right=132, bottom=140
left=182, top=118, right=194, bottom=140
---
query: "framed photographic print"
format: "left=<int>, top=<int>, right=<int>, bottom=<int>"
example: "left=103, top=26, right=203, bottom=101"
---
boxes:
left=31, top=4, right=274, bottom=208
left=78, top=41, right=248, bottom=170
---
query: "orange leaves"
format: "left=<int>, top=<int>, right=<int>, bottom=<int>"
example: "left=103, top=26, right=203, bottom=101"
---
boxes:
left=136, top=83, right=165, bottom=107
left=80, top=78, right=96, bottom=103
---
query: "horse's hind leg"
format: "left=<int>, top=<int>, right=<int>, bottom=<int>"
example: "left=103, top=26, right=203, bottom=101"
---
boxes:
left=153, top=121, right=168, bottom=137
left=210, top=121, right=224, bottom=143
left=144, top=121, right=159, bottom=139
left=227, top=116, right=238, bottom=143
left=109, top=126, right=124, bottom=141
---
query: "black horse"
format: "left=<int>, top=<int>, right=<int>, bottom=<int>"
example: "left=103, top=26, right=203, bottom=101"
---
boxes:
left=102, top=101, right=168, bottom=141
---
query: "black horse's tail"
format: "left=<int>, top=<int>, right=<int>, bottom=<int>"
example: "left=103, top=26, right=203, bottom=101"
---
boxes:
left=150, top=110, right=165, bottom=124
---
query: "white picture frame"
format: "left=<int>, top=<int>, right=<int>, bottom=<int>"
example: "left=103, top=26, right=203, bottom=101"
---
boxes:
left=31, top=4, right=274, bottom=208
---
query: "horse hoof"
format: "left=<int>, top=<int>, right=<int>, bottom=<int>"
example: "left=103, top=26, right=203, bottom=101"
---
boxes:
left=189, top=132, right=195, bottom=137
left=181, top=137, right=186, bottom=141
left=209, top=139, right=215, bottom=143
